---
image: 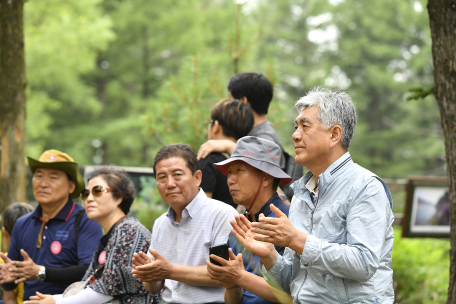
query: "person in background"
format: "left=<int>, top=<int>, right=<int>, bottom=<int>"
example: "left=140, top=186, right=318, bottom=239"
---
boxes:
left=1, top=203, right=34, bottom=304
left=206, top=136, right=292, bottom=304
left=24, top=167, right=159, bottom=304
left=198, top=73, right=285, bottom=169
left=131, top=144, right=237, bottom=304
left=0, top=150, right=102, bottom=302
left=199, top=99, right=254, bottom=208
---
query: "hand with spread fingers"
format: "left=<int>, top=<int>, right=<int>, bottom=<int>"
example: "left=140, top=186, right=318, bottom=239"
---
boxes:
left=251, top=204, right=307, bottom=254
left=23, top=292, right=56, bottom=304
left=230, top=214, right=275, bottom=259
left=0, top=252, right=16, bottom=284
left=206, top=248, right=244, bottom=289
left=10, top=249, right=41, bottom=283
left=131, top=248, right=173, bottom=282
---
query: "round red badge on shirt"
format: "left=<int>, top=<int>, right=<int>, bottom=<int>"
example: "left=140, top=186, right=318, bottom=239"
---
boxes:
left=98, top=251, right=106, bottom=265
left=50, top=241, right=62, bottom=255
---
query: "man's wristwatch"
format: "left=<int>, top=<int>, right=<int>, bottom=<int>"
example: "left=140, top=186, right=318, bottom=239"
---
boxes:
left=37, top=266, right=46, bottom=281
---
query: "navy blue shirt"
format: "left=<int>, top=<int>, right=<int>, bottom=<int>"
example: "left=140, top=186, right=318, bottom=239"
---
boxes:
left=7, top=197, right=102, bottom=300
left=228, top=193, right=290, bottom=304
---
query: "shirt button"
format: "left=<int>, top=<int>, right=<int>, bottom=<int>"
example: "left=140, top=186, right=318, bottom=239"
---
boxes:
left=178, top=249, right=181, bottom=253
left=45, top=226, right=48, bottom=229
left=304, top=263, right=308, bottom=266
left=179, top=227, right=182, bottom=230
left=43, top=236, right=46, bottom=239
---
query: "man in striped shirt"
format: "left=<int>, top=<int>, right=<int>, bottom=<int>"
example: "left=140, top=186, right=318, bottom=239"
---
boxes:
left=132, top=143, right=237, bottom=304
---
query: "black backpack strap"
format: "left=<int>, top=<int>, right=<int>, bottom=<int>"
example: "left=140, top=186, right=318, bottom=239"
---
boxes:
left=74, top=209, right=85, bottom=246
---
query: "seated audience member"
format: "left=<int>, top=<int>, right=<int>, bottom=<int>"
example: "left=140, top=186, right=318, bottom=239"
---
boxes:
left=206, top=136, right=292, bottom=304
left=24, top=167, right=159, bottom=304
left=131, top=144, right=238, bottom=304
left=1, top=203, right=34, bottom=304
left=199, top=99, right=254, bottom=208
left=232, top=88, right=395, bottom=303
left=0, top=150, right=102, bottom=301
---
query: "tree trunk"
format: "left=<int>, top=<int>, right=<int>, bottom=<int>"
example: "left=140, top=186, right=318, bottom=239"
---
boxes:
left=0, top=0, right=27, bottom=252
left=427, top=1, right=456, bottom=303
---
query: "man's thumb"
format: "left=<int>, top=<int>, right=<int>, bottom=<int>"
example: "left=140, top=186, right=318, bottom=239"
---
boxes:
left=20, top=249, right=30, bottom=260
left=148, top=248, right=161, bottom=260
left=270, top=204, right=286, bottom=218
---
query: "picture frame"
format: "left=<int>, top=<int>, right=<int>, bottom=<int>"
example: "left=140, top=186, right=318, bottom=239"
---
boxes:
left=402, top=176, right=449, bottom=238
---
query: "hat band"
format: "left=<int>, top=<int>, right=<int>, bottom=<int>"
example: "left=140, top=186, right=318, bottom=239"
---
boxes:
left=244, top=172, right=265, bottom=221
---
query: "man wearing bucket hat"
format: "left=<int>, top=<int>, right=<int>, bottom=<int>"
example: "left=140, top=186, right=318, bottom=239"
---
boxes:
left=0, top=150, right=103, bottom=301
left=206, top=136, right=291, bottom=304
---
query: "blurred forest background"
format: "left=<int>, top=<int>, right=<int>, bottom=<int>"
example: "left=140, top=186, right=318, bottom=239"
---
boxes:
left=22, top=0, right=448, bottom=302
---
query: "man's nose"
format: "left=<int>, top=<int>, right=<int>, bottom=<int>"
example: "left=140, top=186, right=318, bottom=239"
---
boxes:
left=292, top=129, right=301, bottom=141
left=166, top=177, right=177, bottom=188
left=227, top=174, right=236, bottom=186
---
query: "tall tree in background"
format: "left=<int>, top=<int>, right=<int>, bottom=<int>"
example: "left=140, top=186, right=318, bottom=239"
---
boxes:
left=0, top=0, right=27, bottom=228
left=427, top=1, right=456, bottom=303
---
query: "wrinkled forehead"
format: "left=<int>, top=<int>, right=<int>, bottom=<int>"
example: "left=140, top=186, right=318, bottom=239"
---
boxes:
left=34, top=167, right=66, bottom=176
left=155, top=156, right=191, bottom=173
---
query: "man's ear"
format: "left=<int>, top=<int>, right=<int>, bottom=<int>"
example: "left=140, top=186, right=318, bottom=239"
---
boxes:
left=68, top=180, right=76, bottom=194
left=329, top=125, right=343, bottom=148
left=212, top=120, right=222, bottom=135
left=262, top=173, right=275, bottom=188
left=194, top=170, right=202, bottom=187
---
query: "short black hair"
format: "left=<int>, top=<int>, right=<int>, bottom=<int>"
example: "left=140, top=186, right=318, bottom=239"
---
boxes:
left=227, top=73, right=273, bottom=115
left=211, top=99, right=254, bottom=140
left=154, top=144, right=198, bottom=176
left=87, top=167, right=135, bottom=215
left=272, top=177, right=280, bottom=192
left=3, top=203, right=33, bottom=235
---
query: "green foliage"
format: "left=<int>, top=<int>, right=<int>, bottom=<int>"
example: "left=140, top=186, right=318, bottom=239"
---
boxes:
left=392, top=228, right=449, bottom=303
left=406, top=85, right=435, bottom=101
left=24, top=0, right=114, bottom=157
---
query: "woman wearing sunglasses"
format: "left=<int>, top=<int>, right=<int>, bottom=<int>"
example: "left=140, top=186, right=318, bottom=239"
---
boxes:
left=24, top=167, right=159, bottom=304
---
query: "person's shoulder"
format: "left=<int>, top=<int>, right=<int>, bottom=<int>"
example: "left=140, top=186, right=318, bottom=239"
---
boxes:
left=117, top=217, right=151, bottom=238
left=15, top=211, right=33, bottom=227
left=152, top=212, right=169, bottom=228
left=199, top=152, right=226, bottom=165
left=206, top=197, right=237, bottom=214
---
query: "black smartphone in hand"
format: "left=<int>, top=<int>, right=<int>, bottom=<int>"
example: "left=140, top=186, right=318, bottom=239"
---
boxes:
left=209, top=243, right=229, bottom=266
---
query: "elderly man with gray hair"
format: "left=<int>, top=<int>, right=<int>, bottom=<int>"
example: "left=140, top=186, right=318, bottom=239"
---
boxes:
left=231, top=87, right=395, bottom=303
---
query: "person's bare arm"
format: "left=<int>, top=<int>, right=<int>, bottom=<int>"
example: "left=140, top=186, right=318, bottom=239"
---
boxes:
left=224, top=285, right=243, bottom=304
left=197, top=140, right=236, bottom=160
left=3, top=290, right=18, bottom=304
left=143, top=280, right=164, bottom=295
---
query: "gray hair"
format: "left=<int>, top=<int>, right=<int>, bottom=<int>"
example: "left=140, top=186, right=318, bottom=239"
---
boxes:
left=294, top=87, right=358, bottom=150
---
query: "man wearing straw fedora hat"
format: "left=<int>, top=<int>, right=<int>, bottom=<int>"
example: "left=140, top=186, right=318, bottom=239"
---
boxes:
left=206, top=136, right=292, bottom=304
left=0, top=150, right=102, bottom=302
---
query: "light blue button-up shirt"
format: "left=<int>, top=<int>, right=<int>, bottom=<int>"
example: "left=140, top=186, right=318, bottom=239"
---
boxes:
left=261, top=152, right=395, bottom=304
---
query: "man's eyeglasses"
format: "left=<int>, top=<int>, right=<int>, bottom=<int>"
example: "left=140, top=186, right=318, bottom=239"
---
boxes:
left=80, top=185, right=116, bottom=200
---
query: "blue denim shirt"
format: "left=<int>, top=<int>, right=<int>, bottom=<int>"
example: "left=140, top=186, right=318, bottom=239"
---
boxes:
left=261, top=152, right=395, bottom=304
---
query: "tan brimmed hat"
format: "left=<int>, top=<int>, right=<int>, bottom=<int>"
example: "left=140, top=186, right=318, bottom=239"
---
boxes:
left=27, top=149, right=84, bottom=198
